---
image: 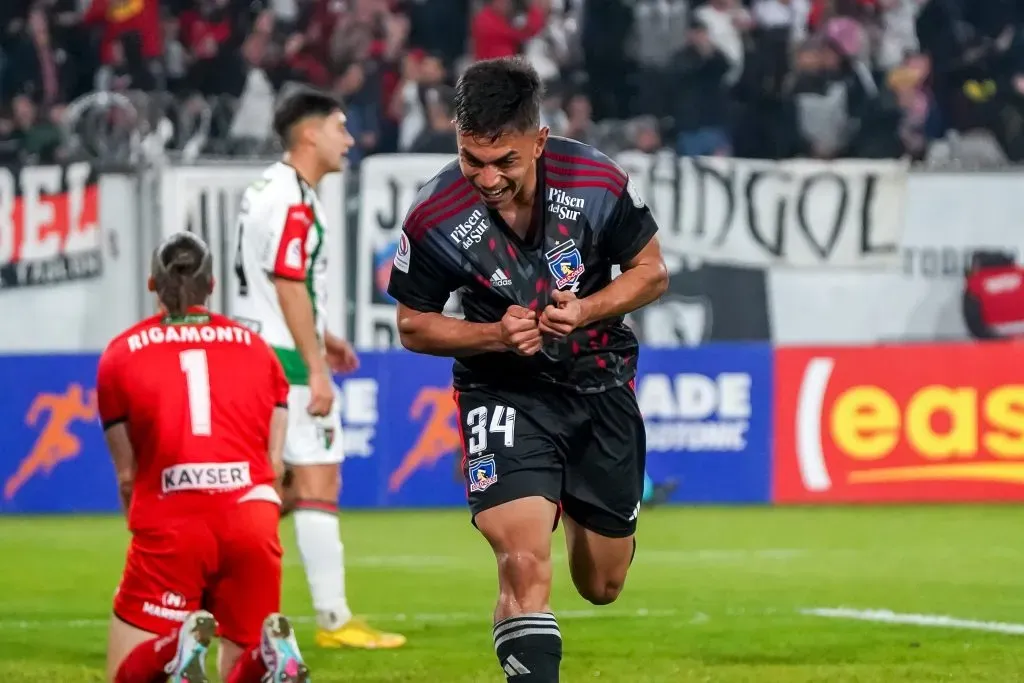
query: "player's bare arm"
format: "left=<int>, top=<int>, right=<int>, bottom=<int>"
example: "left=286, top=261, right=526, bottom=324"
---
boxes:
left=396, top=302, right=542, bottom=356
left=540, top=236, right=668, bottom=337
left=269, top=405, right=288, bottom=487
left=274, top=277, right=333, bottom=416
left=324, top=331, right=359, bottom=373
left=102, top=423, right=136, bottom=514
left=97, top=348, right=135, bottom=515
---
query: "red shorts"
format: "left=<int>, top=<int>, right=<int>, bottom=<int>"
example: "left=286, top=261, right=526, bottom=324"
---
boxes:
left=113, top=498, right=281, bottom=647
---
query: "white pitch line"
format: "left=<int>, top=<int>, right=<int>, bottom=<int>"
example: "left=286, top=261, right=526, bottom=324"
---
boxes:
left=801, top=607, right=1024, bottom=635
left=0, top=607, right=680, bottom=631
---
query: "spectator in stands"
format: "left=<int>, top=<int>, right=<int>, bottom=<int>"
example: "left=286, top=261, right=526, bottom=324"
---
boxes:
left=1, top=0, right=1023, bottom=165
left=334, top=60, right=380, bottom=166
left=523, top=0, right=573, bottom=85
left=624, top=115, right=664, bottom=154
left=409, top=84, right=457, bottom=153
left=539, top=80, right=569, bottom=136
left=393, top=50, right=447, bottom=152
left=406, top=0, right=471, bottom=68
left=580, top=0, right=633, bottom=120
left=629, top=0, right=688, bottom=119
left=471, top=0, right=550, bottom=62
left=283, top=31, right=331, bottom=88
left=83, top=0, right=163, bottom=80
left=10, top=94, right=62, bottom=163
left=752, top=0, right=811, bottom=45
left=694, top=0, right=754, bottom=85
left=227, top=34, right=276, bottom=144
left=0, top=112, right=20, bottom=164
left=4, top=9, right=69, bottom=107
left=563, top=91, right=596, bottom=144
left=94, top=38, right=135, bottom=92
left=672, top=18, right=733, bottom=157
left=875, top=0, right=921, bottom=71
left=163, top=14, right=189, bottom=93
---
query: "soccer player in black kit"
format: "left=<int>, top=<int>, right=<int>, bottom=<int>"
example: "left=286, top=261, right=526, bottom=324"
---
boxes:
left=387, top=56, right=668, bottom=682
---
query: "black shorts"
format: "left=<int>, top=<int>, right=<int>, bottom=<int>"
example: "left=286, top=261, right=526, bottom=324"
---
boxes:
left=455, top=383, right=646, bottom=538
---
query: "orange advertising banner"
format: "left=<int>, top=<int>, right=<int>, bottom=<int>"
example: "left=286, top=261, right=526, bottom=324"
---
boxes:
left=773, top=342, right=1024, bottom=503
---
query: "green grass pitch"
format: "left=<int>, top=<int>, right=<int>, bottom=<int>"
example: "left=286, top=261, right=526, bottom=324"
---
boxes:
left=2, top=505, right=1024, bottom=682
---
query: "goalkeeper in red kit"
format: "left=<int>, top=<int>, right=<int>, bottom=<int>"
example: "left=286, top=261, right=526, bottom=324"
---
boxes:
left=98, top=232, right=309, bottom=683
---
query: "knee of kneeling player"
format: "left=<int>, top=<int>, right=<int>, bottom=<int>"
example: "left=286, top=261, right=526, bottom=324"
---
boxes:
left=576, top=574, right=626, bottom=606
left=496, top=551, right=552, bottom=612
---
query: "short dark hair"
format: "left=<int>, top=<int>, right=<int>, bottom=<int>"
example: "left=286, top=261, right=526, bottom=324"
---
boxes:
left=152, top=232, right=214, bottom=316
left=273, top=86, right=342, bottom=146
left=454, top=57, right=542, bottom=139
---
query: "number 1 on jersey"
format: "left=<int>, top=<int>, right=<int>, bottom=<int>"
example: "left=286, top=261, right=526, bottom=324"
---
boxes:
left=180, top=349, right=212, bottom=436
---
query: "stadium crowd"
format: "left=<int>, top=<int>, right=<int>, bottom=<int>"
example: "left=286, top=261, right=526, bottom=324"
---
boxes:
left=1, top=0, right=1024, bottom=166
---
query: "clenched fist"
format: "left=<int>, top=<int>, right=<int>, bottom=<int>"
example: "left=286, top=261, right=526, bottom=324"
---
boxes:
left=500, top=305, right=543, bottom=356
left=539, top=289, right=585, bottom=337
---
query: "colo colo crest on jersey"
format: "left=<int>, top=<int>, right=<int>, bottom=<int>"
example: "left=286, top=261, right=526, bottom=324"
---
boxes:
left=546, top=239, right=586, bottom=290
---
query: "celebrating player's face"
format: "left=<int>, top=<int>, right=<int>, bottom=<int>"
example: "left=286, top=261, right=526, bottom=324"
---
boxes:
left=316, top=111, right=355, bottom=172
left=458, top=128, right=548, bottom=208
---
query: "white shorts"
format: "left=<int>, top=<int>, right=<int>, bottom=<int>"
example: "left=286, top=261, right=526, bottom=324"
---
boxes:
left=283, top=384, right=345, bottom=466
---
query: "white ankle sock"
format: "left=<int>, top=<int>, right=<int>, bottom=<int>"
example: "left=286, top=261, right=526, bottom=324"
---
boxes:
left=293, top=508, right=352, bottom=629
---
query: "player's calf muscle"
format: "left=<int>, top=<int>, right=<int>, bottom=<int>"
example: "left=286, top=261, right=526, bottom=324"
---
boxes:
left=495, top=549, right=553, bottom=616
left=564, top=519, right=634, bottom=605
left=568, top=560, right=627, bottom=606
left=477, top=499, right=557, bottom=618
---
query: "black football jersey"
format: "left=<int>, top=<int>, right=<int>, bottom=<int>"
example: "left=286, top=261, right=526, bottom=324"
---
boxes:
left=387, top=136, right=659, bottom=394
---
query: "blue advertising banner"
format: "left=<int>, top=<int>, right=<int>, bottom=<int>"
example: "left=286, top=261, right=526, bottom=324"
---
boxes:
left=0, top=354, right=118, bottom=513
left=0, top=344, right=772, bottom=514
left=637, top=344, right=773, bottom=503
left=337, top=351, right=466, bottom=509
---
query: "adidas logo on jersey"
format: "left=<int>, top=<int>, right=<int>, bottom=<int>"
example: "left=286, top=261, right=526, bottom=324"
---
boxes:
left=491, top=268, right=512, bottom=287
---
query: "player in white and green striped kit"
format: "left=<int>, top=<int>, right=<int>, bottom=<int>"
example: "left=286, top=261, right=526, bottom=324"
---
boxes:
left=231, top=88, right=405, bottom=650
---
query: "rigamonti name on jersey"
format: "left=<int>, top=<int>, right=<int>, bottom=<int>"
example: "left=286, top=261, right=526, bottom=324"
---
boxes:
left=127, top=325, right=253, bottom=352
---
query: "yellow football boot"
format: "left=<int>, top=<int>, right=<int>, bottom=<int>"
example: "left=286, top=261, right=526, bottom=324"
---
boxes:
left=314, top=618, right=407, bottom=649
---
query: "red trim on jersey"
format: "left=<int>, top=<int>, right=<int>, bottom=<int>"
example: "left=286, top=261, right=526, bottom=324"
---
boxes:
left=545, top=151, right=626, bottom=184
left=453, top=390, right=469, bottom=500
left=273, top=205, right=313, bottom=280
left=405, top=180, right=474, bottom=241
left=547, top=178, right=623, bottom=198
left=431, top=195, right=481, bottom=230
left=405, top=177, right=470, bottom=228
left=546, top=161, right=627, bottom=188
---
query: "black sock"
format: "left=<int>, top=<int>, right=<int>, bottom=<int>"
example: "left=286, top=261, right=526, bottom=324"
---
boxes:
left=493, top=612, right=562, bottom=681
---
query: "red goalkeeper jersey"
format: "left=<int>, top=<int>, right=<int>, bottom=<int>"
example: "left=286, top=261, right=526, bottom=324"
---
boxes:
left=97, top=307, right=288, bottom=529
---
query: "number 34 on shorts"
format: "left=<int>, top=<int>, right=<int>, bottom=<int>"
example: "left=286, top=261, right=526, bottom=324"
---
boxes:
left=462, top=402, right=515, bottom=494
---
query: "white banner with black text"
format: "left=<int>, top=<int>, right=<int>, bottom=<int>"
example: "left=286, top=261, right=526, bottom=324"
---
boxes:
left=616, top=152, right=911, bottom=270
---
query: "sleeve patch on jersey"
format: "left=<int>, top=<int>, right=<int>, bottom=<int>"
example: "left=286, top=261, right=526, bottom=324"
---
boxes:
left=273, top=205, right=312, bottom=279
left=626, top=178, right=645, bottom=209
left=393, top=231, right=411, bottom=274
